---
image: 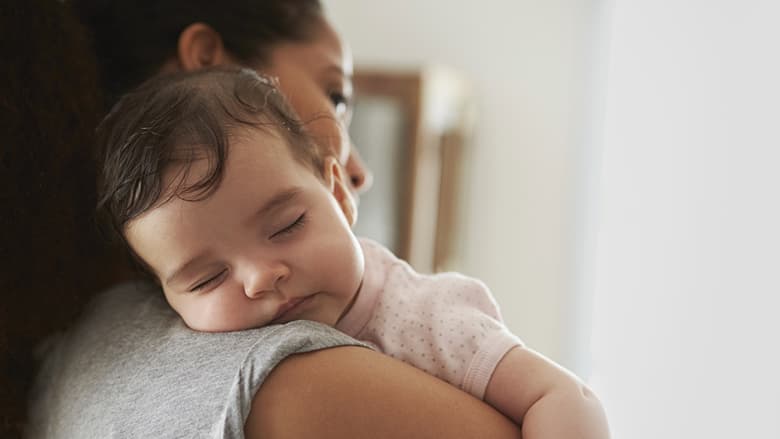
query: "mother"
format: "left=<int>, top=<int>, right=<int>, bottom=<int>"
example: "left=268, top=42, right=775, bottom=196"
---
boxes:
left=25, top=0, right=523, bottom=437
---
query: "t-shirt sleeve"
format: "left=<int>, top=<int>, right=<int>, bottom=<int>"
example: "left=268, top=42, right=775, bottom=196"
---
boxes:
left=28, top=282, right=368, bottom=439
left=216, top=321, right=367, bottom=437
left=361, top=266, right=523, bottom=401
left=430, top=274, right=523, bottom=400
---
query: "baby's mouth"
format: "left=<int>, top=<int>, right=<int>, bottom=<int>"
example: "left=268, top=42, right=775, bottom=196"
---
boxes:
left=271, top=296, right=310, bottom=323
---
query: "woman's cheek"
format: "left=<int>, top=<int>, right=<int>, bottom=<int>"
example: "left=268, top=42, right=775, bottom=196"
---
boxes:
left=308, top=117, right=350, bottom=164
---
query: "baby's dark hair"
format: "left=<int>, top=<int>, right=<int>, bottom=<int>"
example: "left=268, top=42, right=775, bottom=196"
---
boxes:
left=96, top=67, right=324, bottom=243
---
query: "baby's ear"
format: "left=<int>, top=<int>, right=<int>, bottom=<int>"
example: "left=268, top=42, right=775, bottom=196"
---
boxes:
left=324, top=157, right=357, bottom=226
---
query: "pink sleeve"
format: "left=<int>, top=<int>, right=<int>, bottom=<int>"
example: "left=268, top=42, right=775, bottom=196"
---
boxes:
left=350, top=239, right=523, bottom=401
left=445, top=275, right=523, bottom=399
left=366, top=270, right=522, bottom=400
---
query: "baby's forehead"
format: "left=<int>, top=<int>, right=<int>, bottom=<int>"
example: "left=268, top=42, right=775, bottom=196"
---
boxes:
left=160, top=127, right=312, bottom=195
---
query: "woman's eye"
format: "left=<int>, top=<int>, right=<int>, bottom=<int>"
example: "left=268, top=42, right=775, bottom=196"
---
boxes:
left=189, top=270, right=227, bottom=293
left=329, top=91, right=349, bottom=116
left=271, top=213, right=307, bottom=239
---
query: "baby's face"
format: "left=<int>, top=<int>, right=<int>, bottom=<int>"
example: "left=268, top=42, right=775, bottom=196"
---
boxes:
left=124, top=130, right=364, bottom=332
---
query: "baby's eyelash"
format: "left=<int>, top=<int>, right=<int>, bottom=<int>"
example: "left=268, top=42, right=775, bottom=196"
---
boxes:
left=272, top=213, right=307, bottom=239
left=189, top=269, right=227, bottom=293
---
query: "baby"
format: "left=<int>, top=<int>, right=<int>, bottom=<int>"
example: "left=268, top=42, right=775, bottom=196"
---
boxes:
left=97, top=67, right=609, bottom=438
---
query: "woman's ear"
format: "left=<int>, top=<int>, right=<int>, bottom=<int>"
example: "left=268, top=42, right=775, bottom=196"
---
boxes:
left=177, top=23, right=231, bottom=71
left=324, top=157, right=358, bottom=227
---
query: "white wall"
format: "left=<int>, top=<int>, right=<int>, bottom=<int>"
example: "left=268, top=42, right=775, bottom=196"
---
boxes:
left=328, top=2, right=780, bottom=436
left=325, top=0, right=604, bottom=368
left=590, top=1, right=780, bottom=437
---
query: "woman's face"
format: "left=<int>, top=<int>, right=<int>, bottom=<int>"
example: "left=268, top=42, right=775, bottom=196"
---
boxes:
left=256, top=19, right=372, bottom=198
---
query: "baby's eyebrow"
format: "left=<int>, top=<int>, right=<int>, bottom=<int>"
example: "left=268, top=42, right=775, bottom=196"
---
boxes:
left=243, top=187, right=302, bottom=227
left=165, top=252, right=215, bottom=288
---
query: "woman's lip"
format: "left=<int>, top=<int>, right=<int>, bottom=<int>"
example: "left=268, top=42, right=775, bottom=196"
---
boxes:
left=271, top=296, right=310, bottom=323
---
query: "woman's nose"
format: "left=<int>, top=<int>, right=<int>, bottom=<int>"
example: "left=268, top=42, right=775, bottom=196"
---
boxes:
left=243, top=261, right=290, bottom=299
left=346, top=147, right=373, bottom=194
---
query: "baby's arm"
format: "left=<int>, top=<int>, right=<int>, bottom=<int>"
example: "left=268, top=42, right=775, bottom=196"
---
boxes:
left=484, top=346, right=610, bottom=438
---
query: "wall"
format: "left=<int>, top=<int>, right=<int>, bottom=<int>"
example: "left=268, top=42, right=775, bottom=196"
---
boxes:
left=325, top=0, right=604, bottom=368
left=589, top=1, right=780, bottom=437
left=327, top=2, right=780, bottom=436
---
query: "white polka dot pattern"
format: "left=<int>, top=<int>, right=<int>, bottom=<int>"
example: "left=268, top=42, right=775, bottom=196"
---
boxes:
left=336, top=239, right=523, bottom=400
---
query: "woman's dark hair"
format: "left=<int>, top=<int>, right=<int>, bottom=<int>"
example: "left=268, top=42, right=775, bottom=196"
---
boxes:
left=97, top=67, right=324, bottom=249
left=1, top=1, right=130, bottom=436
left=69, top=0, right=323, bottom=108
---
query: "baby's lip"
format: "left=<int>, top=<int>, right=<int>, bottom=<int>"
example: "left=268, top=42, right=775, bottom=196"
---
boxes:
left=271, top=296, right=309, bottom=323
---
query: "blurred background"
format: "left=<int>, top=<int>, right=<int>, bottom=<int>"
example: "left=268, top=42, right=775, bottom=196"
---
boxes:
left=326, top=0, right=780, bottom=437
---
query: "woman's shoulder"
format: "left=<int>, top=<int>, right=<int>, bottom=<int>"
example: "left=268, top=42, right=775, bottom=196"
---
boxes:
left=29, top=281, right=364, bottom=438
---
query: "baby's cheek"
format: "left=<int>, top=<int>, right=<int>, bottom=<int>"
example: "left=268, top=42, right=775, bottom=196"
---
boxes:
left=179, top=302, right=220, bottom=332
left=180, top=296, right=243, bottom=333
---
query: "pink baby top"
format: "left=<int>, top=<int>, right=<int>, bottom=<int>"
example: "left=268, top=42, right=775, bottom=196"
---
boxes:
left=336, top=238, right=523, bottom=399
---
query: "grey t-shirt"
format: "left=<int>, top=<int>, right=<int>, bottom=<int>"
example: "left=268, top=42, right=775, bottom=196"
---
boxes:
left=29, top=282, right=366, bottom=438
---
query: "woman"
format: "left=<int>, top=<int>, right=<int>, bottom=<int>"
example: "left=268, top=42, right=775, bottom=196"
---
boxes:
left=27, top=1, right=524, bottom=437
